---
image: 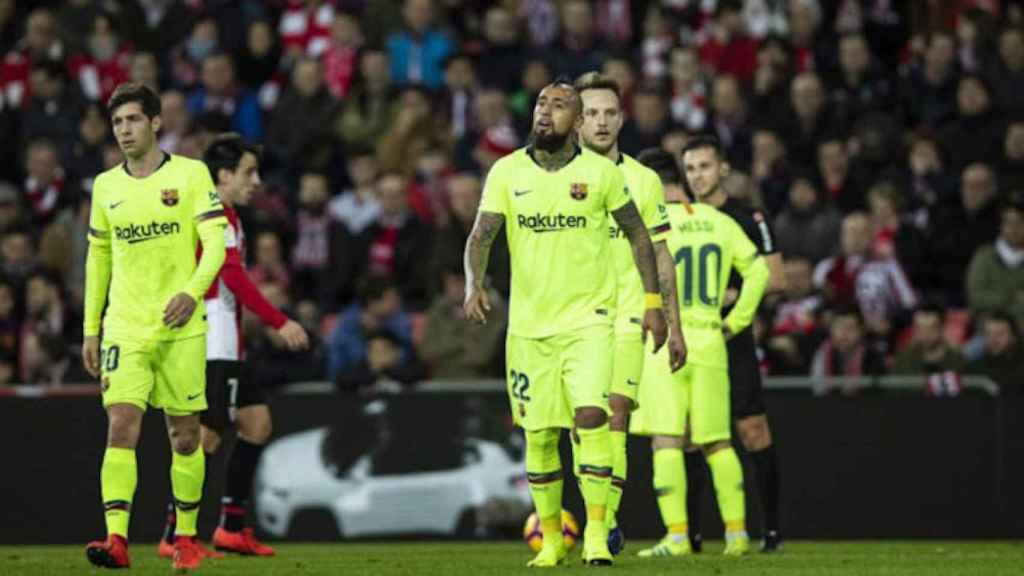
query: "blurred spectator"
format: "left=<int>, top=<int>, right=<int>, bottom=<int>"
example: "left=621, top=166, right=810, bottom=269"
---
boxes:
left=520, top=0, right=559, bottom=49
left=456, top=88, right=516, bottom=173
left=337, top=47, right=397, bottom=150
left=551, top=0, right=604, bottom=80
left=476, top=6, right=524, bottom=94
left=814, top=212, right=872, bottom=307
left=244, top=282, right=326, bottom=389
left=699, top=0, right=758, bottom=84
left=157, top=90, right=189, bottom=154
left=619, top=83, right=669, bottom=155
left=129, top=51, right=160, bottom=93
left=327, top=275, right=412, bottom=381
left=509, top=58, right=551, bottom=133
left=0, top=0, right=16, bottom=55
left=750, top=126, right=791, bottom=214
left=666, top=45, right=707, bottom=131
left=64, top=103, right=108, bottom=195
left=903, top=132, right=956, bottom=224
left=377, top=85, right=447, bottom=180
left=766, top=256, right=826, bottom=374
left=956, top=7, right=997, bottom=74
left=321, top=12, right=362, bottom=100
left=892, top=305, right=965, bottom=396
left=788, top=0, right=827, bottom=73
left=817, top=136, right=867, bottom=214
left=387, top=0, right=453, bottom=89
left=1000, top=120, right=1024, bottom=192
left=931, top=163, right=1001, bottom=305
left=336, top=327, right=427, bottom=391
left=248, top=230, right=291, bottom=294
left=118, top=0, right=191, bottom=59
left=170, top=16, right=219, bottom=89
left=0, top=277, right=17, bottom=371
left=751, top=34, right=792, bottom=122
left=267, top=56, right=340, bottom=171
left=987, top=26, right=1024, bottom=117
left=867, top=182, right=929, bottom=295
left=939, top=74, right=1002, bottom=173
left=709, top=74, right=752, bottom=171
left=441, top=52, right=477, bottom=140
left=187, top=52, right=263, bottom=141
left=0, top=8, right=64, bottom=110
left=901, top=31, right=959, bottom=130
left=290, top=172, right=334, bottom=302
left=419, top=259, right=506, bottom=379
left=68, top=11, right=132, bottom=104
left=431, top=172, right=509, bottom=295
left=773, top=175, right=841, bottom=264
left=828, top=32, right=895, bottom=129
left=23, top=139, right=72, bottom=227
left=782, top=72, right=838, bottom=166
left=967, top=200, right=1024, bottom=330
left=965, top=311, right=1024, bottom=395
left=22, top=57, right=80, bottom=148
left=0, top=183, right=26, bottom=235
left=237, top=20, right=284, bottom=110
left=811, top=306, right=886, bottom=394
left=329, top=145, right=381, bottom=235
left=39, top=200, right=88, bottom=308
left=19, top=269, right=79, bottom=384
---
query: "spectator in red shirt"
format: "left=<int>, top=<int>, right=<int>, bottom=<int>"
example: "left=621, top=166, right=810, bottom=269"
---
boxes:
left=322, top=11, right=362, bottom=99
left=22, top=139, right=70, bottom=227
left=698, top=0, right=758, bottom=85
left=811, top=305, right=886, bottom=394
left=1, top=8, right=64, bottom=109
left=68, top=11, right=132, bottom=104
left=279, top=0, right=336, bottom=59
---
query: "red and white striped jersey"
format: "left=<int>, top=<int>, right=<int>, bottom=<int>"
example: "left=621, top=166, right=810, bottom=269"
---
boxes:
left=203, top=204, right=288, bottom=361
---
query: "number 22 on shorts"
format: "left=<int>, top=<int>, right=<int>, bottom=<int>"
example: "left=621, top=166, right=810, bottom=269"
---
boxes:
left=509, top=369, right=531, bottom=401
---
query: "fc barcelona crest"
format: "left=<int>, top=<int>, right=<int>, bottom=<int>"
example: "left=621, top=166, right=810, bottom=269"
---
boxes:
left=570, top=183, right=588, bottom=200
left=161, top=189, right=179, bottom=206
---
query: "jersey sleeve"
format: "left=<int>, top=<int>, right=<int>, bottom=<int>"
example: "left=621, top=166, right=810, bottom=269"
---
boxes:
left=723, top=218, right=769, bottom=333
left=83, top=177, right=111, bottom=337
left=640, top=171, right=671, bottom=242
left=737, top=208, right=778, bottom=255
left=603, top=162, right=630, bottom=212
left=87, top=180, right=111, bottom=247
left=478, top=160, right=510, bottom=216
left=190, top=163, right=227, bottom=229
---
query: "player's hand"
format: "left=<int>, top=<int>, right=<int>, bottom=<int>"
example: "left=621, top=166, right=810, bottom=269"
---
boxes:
left=163, top=292, right=197, bottom=328
left=668, top=328, right=687, bottom=372
left=82, top=336, right=101, bottom=379
left=463, top=286, right=491, bottom=324
left=277, top=319, right=310, bottom=351
left=642, top=308, right=668, bottom=353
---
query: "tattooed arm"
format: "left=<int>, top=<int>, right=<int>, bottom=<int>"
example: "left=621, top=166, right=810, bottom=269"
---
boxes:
left=655, top=240, right=687, bottom=371
left=611, top=201, right=667, bottom=351
left=463, top=210, right=505, bottom=323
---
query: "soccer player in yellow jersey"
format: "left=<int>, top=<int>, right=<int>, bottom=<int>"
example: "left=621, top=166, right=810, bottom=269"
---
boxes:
left=631, top=145, right=768, bottom=558
left=82, top=83, right=228, bottom=571
left=464, top=80, right=668, bottom=567
left=573, top=72, right=686, bottom=555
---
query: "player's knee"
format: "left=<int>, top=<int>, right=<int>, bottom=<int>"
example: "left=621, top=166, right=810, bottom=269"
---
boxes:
left=239, top=417, right=272, bottom=445
left=106, top=404, right=143, bottom=449
left=737, top=416, right=772, bottom=451
left=168, top=419, right=202, bottom=454
left=202, top=427, right=222, bottom=455
left=607, top=395, right=631, bottom=431
left=574, top=407, right=608, bottom=429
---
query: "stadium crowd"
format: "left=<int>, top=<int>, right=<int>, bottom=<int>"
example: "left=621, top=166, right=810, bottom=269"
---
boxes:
left=0, top=0, right=1021, bottom=394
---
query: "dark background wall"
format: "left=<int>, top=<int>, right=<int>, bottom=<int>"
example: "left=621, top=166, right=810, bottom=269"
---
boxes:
left=1, top=390, right=1020, bottom=545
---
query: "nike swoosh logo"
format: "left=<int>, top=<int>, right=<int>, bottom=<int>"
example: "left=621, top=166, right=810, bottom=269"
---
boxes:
left=109, top=201, right=125, bottom=210
left=626, top=379, right=639, bottom=386
left=187, top=392, right=202, bottom=401
left=513, top=190, right=532, bottom=197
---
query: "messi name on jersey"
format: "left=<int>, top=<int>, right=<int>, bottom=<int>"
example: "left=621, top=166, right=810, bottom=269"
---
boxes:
left=516, top=213, right=587, bottom=232
left=114, top=220, right=182, bottom=243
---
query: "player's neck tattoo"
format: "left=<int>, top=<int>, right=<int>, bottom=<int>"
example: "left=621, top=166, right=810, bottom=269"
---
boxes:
left=531, top=139, right=578, bottom=172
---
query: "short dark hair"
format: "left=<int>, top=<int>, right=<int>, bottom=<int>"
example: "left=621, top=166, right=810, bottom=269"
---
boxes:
left=831, top=304, right=864, bottom=325
left=106, top=82, right=161, bottom=119
left=1002, top=196, right=1024, bottom=217
left=985, top=310, right=1019, bottom=338
left=357, top=275, right=396, bottom=306
left=637, top=147, right=682, bottom=185
left=574, top=72, right=621, bottom=102
left=680, top=134, right=725, bottom=160
left=203, top=133, right=262, bottom=185
left=914, top=302, right=946, bottom=323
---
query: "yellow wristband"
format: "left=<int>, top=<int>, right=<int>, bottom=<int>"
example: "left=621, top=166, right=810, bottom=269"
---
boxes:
left=644, top=293, right=662, bottom=309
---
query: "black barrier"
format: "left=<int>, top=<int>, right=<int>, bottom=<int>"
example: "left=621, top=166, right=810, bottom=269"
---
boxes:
left=0, top=388, right=1019, bottom=544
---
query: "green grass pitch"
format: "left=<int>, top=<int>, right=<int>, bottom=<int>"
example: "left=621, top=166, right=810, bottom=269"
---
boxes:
left=1, top=541, right=1022, bottom=575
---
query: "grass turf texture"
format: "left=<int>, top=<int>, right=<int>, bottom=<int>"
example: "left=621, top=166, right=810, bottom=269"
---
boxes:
left=1, top=541, right=1021, bottom=575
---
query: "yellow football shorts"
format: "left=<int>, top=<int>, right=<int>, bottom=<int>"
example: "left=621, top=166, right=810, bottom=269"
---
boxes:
left=630, top=345, right=732, bottom=444
left=608, top=333, right=645, bottom=408
left=100, top=335, right=207, bottom=416
left=505, top=324, right=614, bottom=430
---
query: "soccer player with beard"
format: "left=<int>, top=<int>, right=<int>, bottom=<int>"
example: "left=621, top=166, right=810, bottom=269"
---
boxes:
left=83, top=82, right=227, bottom=571
left=463, top=79, right=668, bottom=567
left=631, top=145, right=768, bottom=558
left=572, top=72, right=687, bottom=555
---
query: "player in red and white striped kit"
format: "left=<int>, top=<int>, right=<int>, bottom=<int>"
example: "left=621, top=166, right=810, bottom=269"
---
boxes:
left=158, top=134, right=309, bottom=559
